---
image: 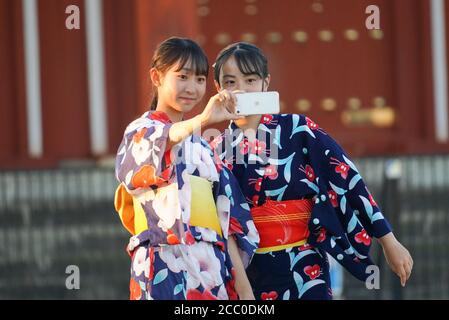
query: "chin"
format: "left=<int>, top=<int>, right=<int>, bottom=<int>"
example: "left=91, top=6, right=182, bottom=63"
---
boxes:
left=176, top=103, right=196, bottom=114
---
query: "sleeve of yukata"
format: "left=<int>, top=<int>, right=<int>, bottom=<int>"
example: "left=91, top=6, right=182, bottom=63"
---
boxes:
left=215, top=165, right=260, bottom=268
left=115, top=115, right=174, bottom=193
left=304, top=116, right=393, bottom=240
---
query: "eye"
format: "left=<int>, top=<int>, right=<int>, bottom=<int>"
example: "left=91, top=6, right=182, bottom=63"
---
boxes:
left=197, top=76, right=206, bottom=83
left=224, top=80, right=235, bottom=86
left=178, top=74, right=188, bottom=80
left=247, top=78, right=257, bottom=84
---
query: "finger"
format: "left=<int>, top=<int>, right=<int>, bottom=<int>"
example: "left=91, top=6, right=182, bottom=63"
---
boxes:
left=231, top=90, right=242, bottom=102
left=218, top=91, right=226, bottom=102
left=404, top=263, right=412, bottom=280
left=215, top=93, right=224, bottom=103
left=221, top=90, right=232, bottom=102
left=406, top=261, right=413, bottom=278
left=227, top=113, right=245, bottom=121
left=398, top=265, right=406, bottom=287
left=227, top=94, right=237, bottom=113
left=229, top=91, right=238, bottom=107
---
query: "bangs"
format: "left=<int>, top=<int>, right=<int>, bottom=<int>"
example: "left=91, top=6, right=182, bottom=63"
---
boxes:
left=233, top=49, right=265, bottom=78
left=175, top=48, right=209, bottom=76
left=213, top=42, right=268, bottom=83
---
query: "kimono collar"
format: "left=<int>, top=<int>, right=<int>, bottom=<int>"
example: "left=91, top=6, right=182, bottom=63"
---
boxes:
left=147, top=110, right=173, bottom=124
left=229, top=114, right=277, bottom=133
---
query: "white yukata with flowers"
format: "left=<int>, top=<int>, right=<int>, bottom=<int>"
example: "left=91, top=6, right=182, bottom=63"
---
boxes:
left=114, top=111, right=259, bottom=300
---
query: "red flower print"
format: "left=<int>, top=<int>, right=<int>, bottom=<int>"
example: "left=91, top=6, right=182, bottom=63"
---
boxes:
left=148, top=248, right=155, bottom=280
left=306, top=117, right=319, bottom=130
left=129, top=278, right=142, bottom=300
left=299, top=243, right=313, bottom=251
left=216, top=241, right=225, bottom=252
left=330, top=157, right=350, bottom=179
left=369, top=193, right=377, bottom=207
left=261, top=291, right=278, bottom=300
left=250, top=139, right=266, bottom=155
left=184, top=230, right=196, bottom=245
left=249, top=177, right=263, bottom=192
left=299, top=165, right=315, bottom=182
left=264, top=165, right=278, bottom=180
left=239, top=138, right=250, bottom=155
left=305, top=165, right=315, bottom=182
left=255, top=178, right=262, bottom=191
left=355, top=229, right=371, bottom=246
left=317, top=228, right=326, bottom=243
left=226, top=268, right=238, bottom=300
left=261, top=114, right=274, bottom=124
left=133, top=127, right=148, bottom=143
left=149, top=111, right=171, bottom=124
left=328, top=190, right=338, bottom=207
left=229, top=217, right=244, bottom=235
left=252, top=195, right=259, bottom=206
left=223, top=159, right=233, bottom=171
left=335, top=163, right=350, bottom=179
left=166, top=229, right=181, bottom=245
left=186, top=289, right=219, bottom=300
left=304, top=264, right=321, bottom=280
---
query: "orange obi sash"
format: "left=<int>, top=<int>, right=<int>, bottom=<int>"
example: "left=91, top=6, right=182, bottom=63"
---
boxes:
left=250, top=199, right=313, bottom=253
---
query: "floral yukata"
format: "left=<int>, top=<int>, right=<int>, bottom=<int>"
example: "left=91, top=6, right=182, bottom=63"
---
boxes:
left=213, top=113, right=393, bottom=300
left=114, top=111, right=259, bottom=300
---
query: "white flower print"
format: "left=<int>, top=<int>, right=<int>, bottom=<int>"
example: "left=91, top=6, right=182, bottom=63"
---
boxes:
left=152, top=183, right=181, bottom=231
left=131, top=138, right=151, bottom=166
left=132, top=246, right=149, bottom=277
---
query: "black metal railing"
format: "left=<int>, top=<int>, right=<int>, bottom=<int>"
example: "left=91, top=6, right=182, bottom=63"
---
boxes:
left=342, top=155, right=449, bottom=300
left=0, top=167, right=130, bottom=299
left=1, top=155, right=448, bottom=299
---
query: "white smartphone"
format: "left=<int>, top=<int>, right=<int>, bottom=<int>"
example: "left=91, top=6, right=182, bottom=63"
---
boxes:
left=235, top=91, right=280, bottom=115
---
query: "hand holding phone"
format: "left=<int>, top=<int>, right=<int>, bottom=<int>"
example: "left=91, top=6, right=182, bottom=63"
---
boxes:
left=235, top=91, right=280, bottom=116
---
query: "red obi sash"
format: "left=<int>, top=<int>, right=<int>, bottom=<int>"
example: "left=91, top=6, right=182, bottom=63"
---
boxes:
left=250, top=199, right=313, bottom=253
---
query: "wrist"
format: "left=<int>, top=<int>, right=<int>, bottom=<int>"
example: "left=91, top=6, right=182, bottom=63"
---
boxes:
left=378, top=232, right=396, bottom=248
left=197, top=113, right=209, bottom=128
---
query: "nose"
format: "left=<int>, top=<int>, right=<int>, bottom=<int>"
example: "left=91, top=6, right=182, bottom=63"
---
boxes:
left=184, top=80, right=195, bottom=95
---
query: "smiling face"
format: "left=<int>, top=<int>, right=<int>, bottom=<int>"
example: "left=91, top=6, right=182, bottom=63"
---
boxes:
left=152, top=59, right=207, bottom=115
left=215, top=56, right=270, bottom=93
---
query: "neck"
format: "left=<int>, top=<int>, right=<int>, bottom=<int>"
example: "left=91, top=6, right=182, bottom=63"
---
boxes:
left=234, top=114, right=262, bottom=131
left=155, top=101, right=183, bottom=123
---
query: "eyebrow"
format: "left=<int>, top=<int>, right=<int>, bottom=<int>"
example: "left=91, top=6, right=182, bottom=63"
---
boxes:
left=223, top=73, right=260, bottom=79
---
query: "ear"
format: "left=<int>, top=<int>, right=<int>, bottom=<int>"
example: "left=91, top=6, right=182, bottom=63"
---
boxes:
left=214, top=80, right=222, bottom=92
left=150, top=68, right=162, bottom=87
left=263, top=74, right=271, bottom=91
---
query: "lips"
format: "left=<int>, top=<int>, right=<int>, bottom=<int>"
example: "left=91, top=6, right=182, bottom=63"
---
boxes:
left=179, top=97, right=196, bottom=102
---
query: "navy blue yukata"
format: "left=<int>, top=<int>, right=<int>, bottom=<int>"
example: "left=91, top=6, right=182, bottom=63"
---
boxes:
left=212, top=113, right=393, bottom=300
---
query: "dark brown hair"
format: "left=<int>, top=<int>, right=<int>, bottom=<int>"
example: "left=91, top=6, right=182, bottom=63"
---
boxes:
left=150, top=37, right=209, bottom=110
left=213, top=42, right=268, bottom=86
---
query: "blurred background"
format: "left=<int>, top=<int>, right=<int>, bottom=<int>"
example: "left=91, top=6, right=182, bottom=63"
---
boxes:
left=1, top=0, right=448, bottom=299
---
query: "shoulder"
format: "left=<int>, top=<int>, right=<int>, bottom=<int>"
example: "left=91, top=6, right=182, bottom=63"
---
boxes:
left=124, top=111, right=171, bottom=135
left=268, top=113, right=320, bottom=133
left=272, top=113, right=311, bottom=124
